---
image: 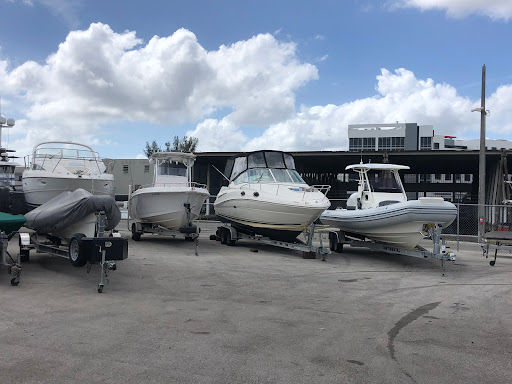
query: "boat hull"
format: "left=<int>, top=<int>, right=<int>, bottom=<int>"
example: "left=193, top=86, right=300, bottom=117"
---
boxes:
left=321, top=198, right=457, bottom=248
left=214, top=195, right=329, bottom=241
left=128, top=187, right=209, bottom=230
left=22, top=174, right=114, bottom=208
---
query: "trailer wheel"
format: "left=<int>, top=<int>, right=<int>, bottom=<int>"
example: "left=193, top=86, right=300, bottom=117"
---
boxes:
left=220, top=228, right=228, bottom=245
left=69, top=233, right=87, bottom=267
left=328, top=233, right=344, bottom=253
left=20, top=249, right=30, bottom=263
left=131, top=223, right=141, bottom=241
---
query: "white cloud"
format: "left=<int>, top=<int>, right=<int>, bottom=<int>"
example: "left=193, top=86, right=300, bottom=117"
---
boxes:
left=188, top=68, right=512, bottom=152
left=186, top=118, right=248, bottom=152
left=393, top=0, right=512, bottom=21
left=0, top=22, right=317, bottom=155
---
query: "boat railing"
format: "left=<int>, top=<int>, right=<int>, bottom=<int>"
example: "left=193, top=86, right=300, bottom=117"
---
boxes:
left=25, top=147, right=103, bottom=174
left=134, top=182, right=209, bottom=191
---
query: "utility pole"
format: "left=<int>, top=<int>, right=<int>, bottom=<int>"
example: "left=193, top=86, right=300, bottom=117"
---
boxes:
left=472, top=65, right=487, bottom=241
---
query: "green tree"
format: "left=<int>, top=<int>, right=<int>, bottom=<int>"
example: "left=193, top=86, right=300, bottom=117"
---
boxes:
left=143, top=140, right=161, bottom=157
left=143, top=136, right=198, bottom=157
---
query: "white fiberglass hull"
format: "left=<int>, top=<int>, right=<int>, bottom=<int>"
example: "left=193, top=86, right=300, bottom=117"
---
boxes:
left=214, top=185, right=330, bottom=241
left=49, top=213, right=98, bottom=241
left=23, top=173, right=114, bottom=208
left=129, top=186, right=209, bottom=230
left=321, top=198, right=457, bottom=248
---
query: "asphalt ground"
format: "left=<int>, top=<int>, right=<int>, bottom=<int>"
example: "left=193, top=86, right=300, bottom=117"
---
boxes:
left=1, top=221, right=511, bottom=384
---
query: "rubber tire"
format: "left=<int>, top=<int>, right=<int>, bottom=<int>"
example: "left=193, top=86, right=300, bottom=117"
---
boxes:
left=328, top=233, right=344, bottom=253
left=131, top=223, right=141, bottom=241
left=20, top=249, right=30, bottom=263
left=69, top=233, right=87, bottom=267
left=220, top=228, right=228, bottom=245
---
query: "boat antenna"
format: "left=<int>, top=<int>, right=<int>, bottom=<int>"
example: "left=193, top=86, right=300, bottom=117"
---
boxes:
left=211, top=163, right=231, bottom=182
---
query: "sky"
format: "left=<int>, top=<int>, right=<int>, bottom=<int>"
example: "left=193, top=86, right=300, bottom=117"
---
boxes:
left=0, top=0, right=511, bottom=158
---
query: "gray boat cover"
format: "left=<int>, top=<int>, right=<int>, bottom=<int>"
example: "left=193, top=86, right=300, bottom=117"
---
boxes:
left=24, top=189, right=120, bottom=234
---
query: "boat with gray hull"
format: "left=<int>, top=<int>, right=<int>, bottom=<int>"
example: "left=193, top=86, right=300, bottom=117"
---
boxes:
left=320, top=163, right=457, bottom=248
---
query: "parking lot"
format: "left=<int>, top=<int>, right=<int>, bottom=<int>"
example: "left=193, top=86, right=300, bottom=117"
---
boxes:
left=1, top=221, right=511, bottom=384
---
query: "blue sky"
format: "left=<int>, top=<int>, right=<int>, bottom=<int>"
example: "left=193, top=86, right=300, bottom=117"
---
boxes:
left=0, top=0, right=511, bottom=157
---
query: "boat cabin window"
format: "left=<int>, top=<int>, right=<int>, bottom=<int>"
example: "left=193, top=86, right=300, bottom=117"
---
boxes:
left=271, top=168, right=293, bottom=183
left=157, top=160, right=187, bottom=177
left=231, top=157, right=247, bottom=180
left=248, top=152, right=266, bottom=168
left=265, top=152, right=286, bottom=168
left=367, top=170, right=403, bottom=193
left=284, top=153, right=295, bottom=170
left=233, top=168, right=305, bottom=184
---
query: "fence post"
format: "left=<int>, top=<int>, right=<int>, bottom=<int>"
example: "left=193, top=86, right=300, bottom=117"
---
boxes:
left=456, top=202, right=460, bottom=252
left=206, top=196, right=211, bottom=216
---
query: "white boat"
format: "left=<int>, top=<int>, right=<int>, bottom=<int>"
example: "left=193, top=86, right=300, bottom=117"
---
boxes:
left=128, top=152, right=209, bottom=232
left=320, top=163, right=457, bottom=248
left=22, top=142, right=114, bottom=208
left=214, top=150, right=331, bottom=241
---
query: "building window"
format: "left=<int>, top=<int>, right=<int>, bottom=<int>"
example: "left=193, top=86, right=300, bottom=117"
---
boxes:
left=349, top=138, right=362, bottom=151
left=435, top=173, right=441, bottom=181
left=349, top=137, right=375, bottom=151
left=378, top=137, right=404, bottom=151
left=455, top=174, right=461, bottom=182
left=123, top=165, right=129, bottom=174
left=464, top=174, right=471, bottom=182
left=420, top=136, right=432, bottom=150
left=144, top=165, right=150, bottom=173
left=434, top=142, right=440, bottom=149
left=445, top=173, right=452, bottom=181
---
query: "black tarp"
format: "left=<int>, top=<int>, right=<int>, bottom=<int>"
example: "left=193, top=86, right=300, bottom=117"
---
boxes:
left=25, top=189, right=120, bottom=234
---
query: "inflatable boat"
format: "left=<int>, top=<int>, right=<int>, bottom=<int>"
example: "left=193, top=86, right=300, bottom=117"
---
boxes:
left=320, top=163, right=457, bottom=248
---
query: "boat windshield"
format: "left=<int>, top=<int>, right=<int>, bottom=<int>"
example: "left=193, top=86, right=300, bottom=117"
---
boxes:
left=226, top=151, right=297, bottom=181
left=233, top=168, right=306, bottom=184
left=157, top=160, right=187, bottom=177
left=367, top=170, right=403, bottom=193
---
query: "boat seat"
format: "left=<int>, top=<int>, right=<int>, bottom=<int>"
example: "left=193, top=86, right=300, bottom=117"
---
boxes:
left=378, top=200, right=400, bottom=207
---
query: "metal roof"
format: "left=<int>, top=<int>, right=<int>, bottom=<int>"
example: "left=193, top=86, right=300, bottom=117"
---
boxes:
left=345, top=163, right=410, bottom=171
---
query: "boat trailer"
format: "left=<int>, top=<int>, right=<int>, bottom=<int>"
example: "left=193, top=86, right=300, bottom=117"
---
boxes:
left=212, top=223, right=331, bottom=260
left=18, top=214, right=128, bottom=293
left=327, top=224, right=456, bottom=273
left=128, top=203, right=200, bottom=255
left=480, top=231, right=512, bottom=266
left=0, top=231, right=22, bottom=286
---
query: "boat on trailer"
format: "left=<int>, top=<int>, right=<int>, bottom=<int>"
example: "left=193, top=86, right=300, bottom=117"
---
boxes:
left=321, top=163, right=457, bottom=249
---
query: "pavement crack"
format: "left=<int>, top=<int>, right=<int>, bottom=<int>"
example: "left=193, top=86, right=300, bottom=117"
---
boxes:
left=387, top=301, right=441, bottom=361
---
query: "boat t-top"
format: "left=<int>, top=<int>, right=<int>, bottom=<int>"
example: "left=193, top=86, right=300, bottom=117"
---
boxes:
left=128, top=152, right=209, bottom=238
left=22, top=141, right=114, bottom=208
left=214, top=150, right=331, bottom=241
left=321, top=163, right=457, bottom=248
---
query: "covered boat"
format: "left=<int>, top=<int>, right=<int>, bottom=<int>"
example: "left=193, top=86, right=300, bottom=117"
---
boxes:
left=24, top=189, right=120, bottom=241
left=0, top=212, right=26, bottom=234
left=320, top=163, right=457, bottom=248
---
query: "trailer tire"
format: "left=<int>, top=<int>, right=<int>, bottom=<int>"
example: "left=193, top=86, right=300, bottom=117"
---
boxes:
left=20, top=249, right=30, bottom=263
left=131, top=223, right=141, bottom=241
left=220, top=228, right=228, bottom=245
left=329, top=233, right=344, bottom=253
left=69, top=233, right=87, bottom=267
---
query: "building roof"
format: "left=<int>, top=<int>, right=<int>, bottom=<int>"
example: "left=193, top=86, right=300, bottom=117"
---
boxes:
left=346, top=163, right=410, bottom=171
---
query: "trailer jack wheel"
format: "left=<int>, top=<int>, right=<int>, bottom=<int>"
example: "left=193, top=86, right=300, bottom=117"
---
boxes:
left=131, top=224, right=141, bottom=241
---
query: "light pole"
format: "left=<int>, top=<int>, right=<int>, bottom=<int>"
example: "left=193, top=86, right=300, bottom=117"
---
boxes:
left=471, top=65, right=487, bottom=241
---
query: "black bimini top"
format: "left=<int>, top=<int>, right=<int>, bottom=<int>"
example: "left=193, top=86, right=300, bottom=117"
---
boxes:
left=224, top=150, right=296, bottom=181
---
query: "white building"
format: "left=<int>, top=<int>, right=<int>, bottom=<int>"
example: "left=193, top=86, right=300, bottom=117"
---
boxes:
left=348, top=123, right=448, bottom=151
